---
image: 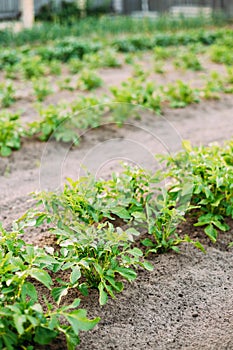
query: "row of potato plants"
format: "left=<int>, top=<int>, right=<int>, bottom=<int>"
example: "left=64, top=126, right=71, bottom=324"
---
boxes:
left=0, top=28, right=232, bottom=85
left=1, top=139, right=232, bottom=348
left=0, top=27, right=232, bottom=65
left=0, top=29, right=233, bottom=109
left=1, top=63, right=233, bottom=158
left=1, top=61, right=232, bottom=109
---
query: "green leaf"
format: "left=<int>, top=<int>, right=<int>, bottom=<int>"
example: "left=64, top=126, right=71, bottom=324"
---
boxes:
left=36, top=214, right=48, bottom=226
left=125, top=227, right=141, bottom=236
left=105, top=276, right=123, bottom=292
left=13, top=314, right=27, bottom=335
left=52, top=286, right=69, bottom=305
left=1, top=145, right=12, bottom=157
left=115, top=266, right=137, bottom=281
left=182, top=140, right=192, bottom=152
left=110, top=207, right=131, bottom=220
left=69, top=298, right=81, bottom=309
left=131, top=211, right=146, bottom=221
left=65, top=329, right=80, bottom=350
left=70, top=266, right=81, bottom=285
left=127, top=247, right=143, bottom=257
left=193, top=241, right=206, bottom=253
left=64, top=309, right=100, bottom=335
left=93, top=263, right=104, bottom=277
left=29, top=268, right=53, bottom=289
left=98, top=282, right=108, bottom=305
left=2, top=333, right=17, bottom=350
left=34, top=326, right=58, bottom=345
left=212, top=220, right=229, bottom=232
left=141, top=261, right=154, bottom=271
left=204, top=224, right=217, bottom=242
left=21, top=282, right=38, bottom=303
left=171, top=246, right=180, bottom=253
left=141, top=238, right=154, bottom=247
left=78, top=283, right=89, bottom=297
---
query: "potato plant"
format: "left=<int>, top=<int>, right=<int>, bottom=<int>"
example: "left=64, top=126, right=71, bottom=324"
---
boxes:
left=32, top=78, right=53, bottom=101
left=161, top=80, right=200, bottom=108
left=0, top=112, right=24, bottom=156
left=18, top=166, right=156, bottom=304
left=0, top=225, right=99, bottom=349
left=160, top=140, right=233, bottom=242
left=77, top=69, right=103, bottom=90
left=111, top=78, right=162, bottom=115
left=173, top=51, right=203, bottom=71
left=0, top=81, right=16, bottom=108
left=27, top=105, right=80, bottom=144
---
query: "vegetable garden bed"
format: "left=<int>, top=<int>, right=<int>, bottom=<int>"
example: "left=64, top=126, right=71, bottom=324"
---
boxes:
left=0, top=18, right=233, bottom=349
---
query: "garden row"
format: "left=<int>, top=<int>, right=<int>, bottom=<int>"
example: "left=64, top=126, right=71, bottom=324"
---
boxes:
left=1, top=27, right=233, bottom=156
left=1, top=64, right=233, bottom=157
left=1, top=28, right=233, bottom=76
left=1, top=139, right=232, bottom=348
left=1, top=47, right=233, bottom=104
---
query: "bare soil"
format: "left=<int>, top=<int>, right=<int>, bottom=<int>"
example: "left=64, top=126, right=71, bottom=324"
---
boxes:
left=0, top=59, right=233, bottom=349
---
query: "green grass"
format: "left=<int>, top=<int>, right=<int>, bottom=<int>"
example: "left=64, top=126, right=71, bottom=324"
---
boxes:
left=0, top=13, right=228, bottom=47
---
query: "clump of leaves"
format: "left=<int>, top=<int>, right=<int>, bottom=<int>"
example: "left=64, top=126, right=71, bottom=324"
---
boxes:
left=18, top=166, right=155, bottom=304
left=58, top=77, right=75, bottom=91
left=141, top=190, right=204, bottom=254
left=161, top=140, right=233, bottom=242
left=53, top=222, right=153, bottom=305
left=30, top=165, right=157, bottom=226
left=174, top=51, right=203, bottom=71
left=132, top=64, right=149, bottom=79
left=0, top=49, right=21, bottom=69
left=111, top=78, right=162, bottom=115
left=210, top=45, right=233, bottom=65
left=154, top=61, right=165, bottom=74
left=153, top=47, right=174, bottom=60
left=48, top=59, right=62, bottom=75
left=32, top=78, right=53, bottom=101
left=0, top=224, right=99, bottom=349
left=71, top=95, right=107, bottom=129
left=200, top=71, right=223, bottom=100
left=77, top=69, right=103, bottom=90
left=27, top=105, right=79, bottom=144
left=0, top=81, right=16, bottom=107
left=20, top=56, right=46, bottom=79
left=0, top=112, right=24, bottom=156
left=73, top=49, right=122, bottom=70
left=37, top=39, right=102, bottom=62
left=68, top=58, right=83, bottom=74
left=162, top=80, right=200, bottom=108
left=4, top=64, right=18, bottom=80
